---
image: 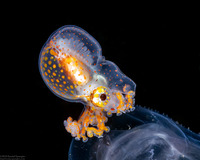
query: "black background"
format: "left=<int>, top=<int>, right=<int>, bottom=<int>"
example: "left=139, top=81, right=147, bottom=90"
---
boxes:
left=1, top=9, right=200, bottom=160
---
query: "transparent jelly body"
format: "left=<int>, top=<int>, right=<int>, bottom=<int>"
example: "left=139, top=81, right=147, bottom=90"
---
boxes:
left=69, top=106, right=200, bottom=160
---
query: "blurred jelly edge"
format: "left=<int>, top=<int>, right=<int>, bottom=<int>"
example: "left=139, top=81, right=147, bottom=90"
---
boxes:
left=69, top=106, right=200, bottom=160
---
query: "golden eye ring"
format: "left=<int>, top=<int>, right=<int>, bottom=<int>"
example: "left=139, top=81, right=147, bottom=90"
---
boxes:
left=90, top=86, right=110, bottom=108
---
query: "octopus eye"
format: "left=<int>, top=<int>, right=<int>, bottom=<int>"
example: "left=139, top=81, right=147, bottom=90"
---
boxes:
left=90, top=86, right=110, bottom=108
left=100, top=93, right=107, bottom=101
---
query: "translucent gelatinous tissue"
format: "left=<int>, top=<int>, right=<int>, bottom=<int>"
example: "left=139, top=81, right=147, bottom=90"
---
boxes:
left=39, top=25, right=200, bottom=160
left=39, top=25, right=136, bottom=142
left=68, top=106, right=200, bottom=160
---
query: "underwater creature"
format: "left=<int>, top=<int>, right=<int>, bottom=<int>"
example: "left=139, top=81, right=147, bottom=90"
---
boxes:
left=39, top=25, right=200, bottom=160
left=68, top=106, right=200, bottom=160
left=38, top=25, right=136, bottom=142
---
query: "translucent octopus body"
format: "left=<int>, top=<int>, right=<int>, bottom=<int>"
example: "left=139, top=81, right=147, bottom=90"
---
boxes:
left=39, top=25, right=136, bottom=142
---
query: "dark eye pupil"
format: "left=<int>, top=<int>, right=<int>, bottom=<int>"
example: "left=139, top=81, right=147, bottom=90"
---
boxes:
left=100, top=93, right=106, bottom=101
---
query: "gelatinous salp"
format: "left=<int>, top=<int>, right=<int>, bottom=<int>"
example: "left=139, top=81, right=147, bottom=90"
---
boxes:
left=69, top=106, right=200, bottom=160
